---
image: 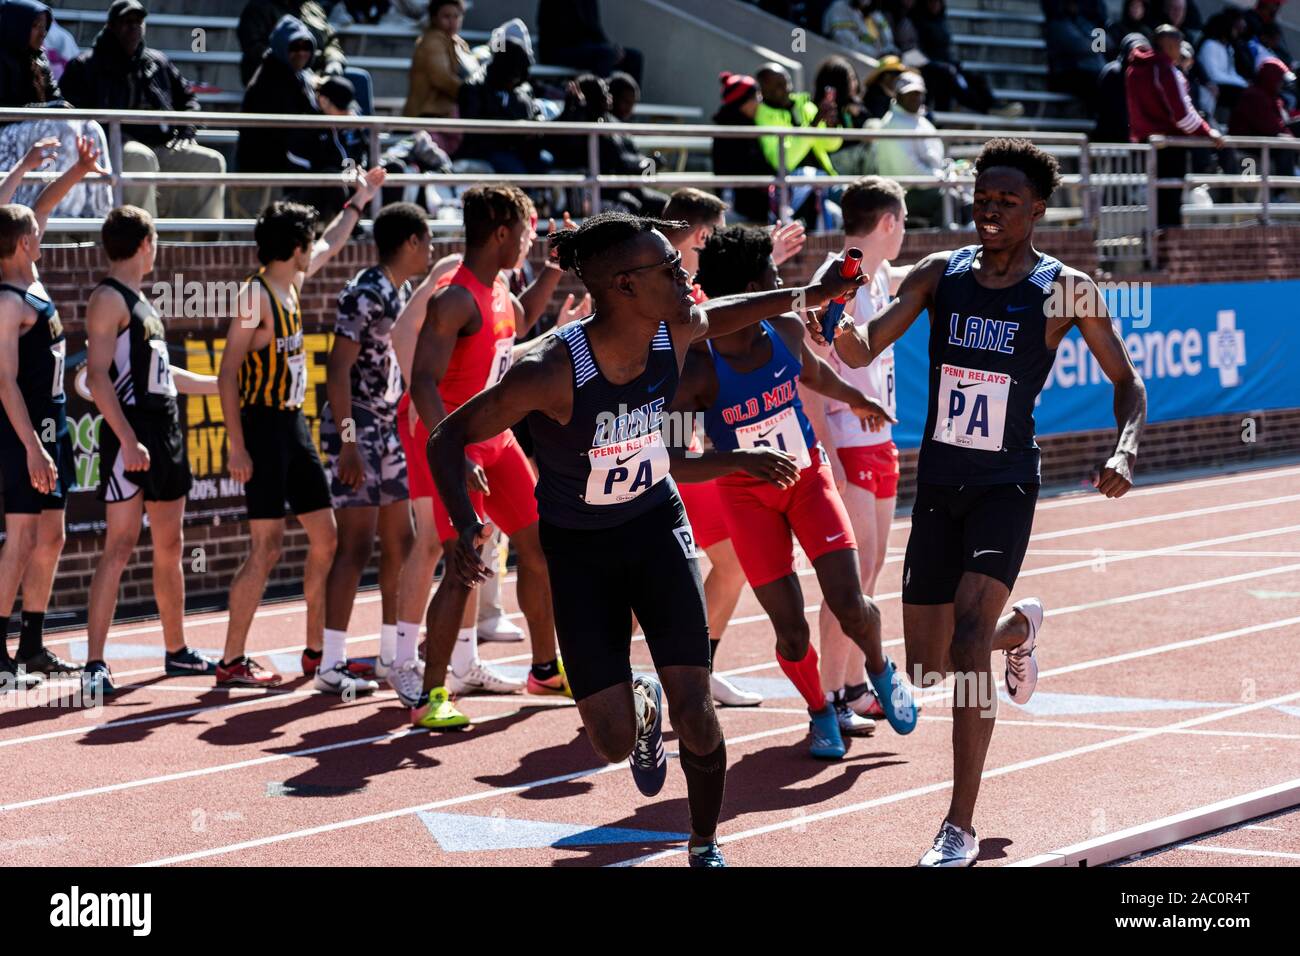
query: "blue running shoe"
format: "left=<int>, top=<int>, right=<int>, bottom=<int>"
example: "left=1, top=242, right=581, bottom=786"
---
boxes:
left=808, top=704, right=846, bottom=759
left=868, top=656, right=918, bottom=735
left=164, top=646, right=218, bottom=676
left=81, top=661, right=116, bottom=700
left=629, top=675, right=667, bottom=796
left=687, top=842, right=726, bottom=867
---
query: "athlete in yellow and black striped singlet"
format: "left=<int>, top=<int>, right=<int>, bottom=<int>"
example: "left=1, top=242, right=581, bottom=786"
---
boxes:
left=239, top=270, right=307, bottom=410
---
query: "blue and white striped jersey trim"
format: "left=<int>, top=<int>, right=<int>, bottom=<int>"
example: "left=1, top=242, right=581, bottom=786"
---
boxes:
left=944, top=246, right=979, bottom=275
left=1027, top=255, right=1064, bottom=291
left=556, top=322, right=598, bottom=388
left=651, top=321, right=673, bottom=352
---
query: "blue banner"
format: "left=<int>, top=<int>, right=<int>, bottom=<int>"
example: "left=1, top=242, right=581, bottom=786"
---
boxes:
left=889, top=279, right=1298, bottom=449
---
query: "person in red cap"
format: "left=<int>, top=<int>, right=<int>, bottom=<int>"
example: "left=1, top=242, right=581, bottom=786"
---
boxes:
left=711, top=72, right=770, bottom=224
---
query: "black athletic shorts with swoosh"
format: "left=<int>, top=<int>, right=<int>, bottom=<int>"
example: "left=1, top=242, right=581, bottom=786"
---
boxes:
left=901, top=482, right=1039, bottom=604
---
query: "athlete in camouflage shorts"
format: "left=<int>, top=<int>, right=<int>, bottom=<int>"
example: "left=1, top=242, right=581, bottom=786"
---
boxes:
left=320, top=203, right=432, bottom=689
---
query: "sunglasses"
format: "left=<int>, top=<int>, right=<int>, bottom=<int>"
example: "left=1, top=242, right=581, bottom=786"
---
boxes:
left=618, top=249, right=682, bottom=277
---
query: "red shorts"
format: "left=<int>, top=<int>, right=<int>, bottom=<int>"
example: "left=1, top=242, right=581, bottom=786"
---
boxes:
left=397, top=393, right=539, bottom=541
left=677, top=479, right=730, bottom=550
left=837, top=441, right=900, bottom=499
left=717, top=448, right=856, bottom=588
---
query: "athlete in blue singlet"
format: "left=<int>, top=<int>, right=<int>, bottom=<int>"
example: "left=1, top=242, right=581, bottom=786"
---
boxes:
left=821, top=139, right=1147, bottom=866
left=425, top=212, right=862, bottom=867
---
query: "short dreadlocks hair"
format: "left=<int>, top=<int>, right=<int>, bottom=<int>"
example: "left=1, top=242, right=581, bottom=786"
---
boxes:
left=462, top=183, right=531, bottom=248
left=549, top=212, right=687, bottom=283
left=695, top=225, right=774, bottom=299
left=974, top=137, right=1061, bottom=201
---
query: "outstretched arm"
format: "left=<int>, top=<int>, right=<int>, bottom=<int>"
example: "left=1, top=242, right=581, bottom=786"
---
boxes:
left=812, top=253, right=946, bottom=368
left=302, top=166, right=387, bottom=281
left=1070, top=272, right=1146, bottom=497
left=0, top=137, right=58, bottom=207
left=33, top=135, right=109, bottom=235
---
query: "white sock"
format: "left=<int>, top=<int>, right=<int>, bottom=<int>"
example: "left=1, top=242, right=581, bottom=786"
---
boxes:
left=380, top=623, right=398, bottom=664
left=323, top=628, right=347, bottom=673
left=450, top=626, right=478, bottom=676
left=395, top=620, right=419, bottom=666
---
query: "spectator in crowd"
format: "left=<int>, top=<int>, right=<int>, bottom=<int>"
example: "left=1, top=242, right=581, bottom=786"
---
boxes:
left=403, top=0, right=477, bottom=125
left=319, top=75, right=369, bottom=168
left=862, top=55, right=908, bottom=117
left=913, top=0, right=1020, bottom=116
left=1094, top=33, right=1151, bottom=142
left=710, top=70, right=770, bottom=223
left=0, top=0, right=113, bottom=218
left=1199, top=9, right=1252, bottom=115
left=61, top=1, right=226, bottom=224
left=884, top=0, right=923, bottom=59
left=457, top=37, right=548, bottom=174
left=1128, top=23, right=1222, bottom=226
left=1108, top=0, right=1154, bottom=55
left=1046, top=0, right=1107, bottom=114
left=240, top=0, right=374, bottom=113
left=814, top=55, right=874, bottom=174
left=871, top=70, right=952, bottom=225
left=1244, top=1, right=1290, bottom=59
left=755, top=62, right=843, bottom=225
left=823, top=0, right=898, bottom=59
left=552, top=73, right=665, bottom=213
left=1181, top=39, right=1217, bottom=117
left=1146, top=0, right=1202, bottom=48
left=537, top=0, right=643, bottom=85
left=1229, top=55, right=1296, bottom=138
left=608, top=71, right=640, bottom=122
left=236, top=16, right=349, bottom=217
left=1248, top=22, right=1294, bottom=73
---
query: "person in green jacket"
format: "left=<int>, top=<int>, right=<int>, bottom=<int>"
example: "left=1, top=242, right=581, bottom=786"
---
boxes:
left=755, top=63, right=843, bottom=176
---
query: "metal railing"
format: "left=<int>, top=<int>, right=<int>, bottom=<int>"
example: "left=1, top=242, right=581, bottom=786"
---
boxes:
left=4, top=107, right=1299, bottom=269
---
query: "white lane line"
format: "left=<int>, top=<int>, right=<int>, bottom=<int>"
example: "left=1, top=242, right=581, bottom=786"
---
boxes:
left=45, top=464, right=1300, bottom=649
left=1177, top=845, right=1300, bottom=861
left=131, top=718, right=819, bottom=867
left=1030, top=493, right=1300, bottom=542
left=53, top=611, right=1293, bottom=864
left=617, top=687, right=1300, bottom=867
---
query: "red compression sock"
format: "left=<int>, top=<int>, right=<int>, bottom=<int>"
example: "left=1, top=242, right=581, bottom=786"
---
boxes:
left=778, top=645, right=827, bottom=712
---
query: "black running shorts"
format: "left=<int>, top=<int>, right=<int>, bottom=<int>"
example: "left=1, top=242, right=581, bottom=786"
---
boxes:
left=901, top=481, right=1039, bottom=604
left=0, top=432, right=75, bottom=514
left=539, top=493, right=710, bottom=701
left=98, top=409, right=193, bottom=504
left=240, top=406, right=331, bottom=520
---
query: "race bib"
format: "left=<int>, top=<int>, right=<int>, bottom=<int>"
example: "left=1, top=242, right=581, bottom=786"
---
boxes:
left=147, top=339, right=177, bottom=397
left=382, top=351, right=404, bottom=404
left=735, top=406, right=811, bottom=470
left=286, top=352, right=307, bottom=408
left=50, top=342, right=65, bottom=399
left=933, top=363, right=1010, bottom=452
left=486, top=337, right=513, bottom=388
left=585, top=430, right=670, bottom=505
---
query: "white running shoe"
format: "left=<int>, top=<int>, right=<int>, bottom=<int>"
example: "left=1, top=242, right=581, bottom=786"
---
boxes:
left=313, top=663, right=379, bottom=698
left=448, top=659, right=524, bottom=696
left=833, top=699, right=876, bottom=736
left=374, top=656, right=393, bottom=680
left=711, top=673, right=762, bottom=707
left=477, top=615, right=525, bottom=643
left=918, top=821, right=979, bottom=867
left=1006, top=597, right=1043, bottom=705
left=386, top=659, right=425, bottom=708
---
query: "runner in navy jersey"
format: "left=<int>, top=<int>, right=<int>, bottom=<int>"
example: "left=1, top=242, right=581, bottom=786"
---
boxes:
left=815, top=139, right=1147, bottom=865
left=426, top=212, right=862, bottom=867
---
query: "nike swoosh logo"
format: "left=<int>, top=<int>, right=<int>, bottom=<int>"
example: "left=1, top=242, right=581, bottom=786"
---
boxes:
left=956, top=381, right=980, bottom=390
left=167, top=660, right=210, bottom=671
left=825, top=532, right=845, bottom=542
left=1006, top=304, right=1029, bottom=312
left=615, top=452, right=639, bottom=466
left=647, top=376, right=667, bottom=392
left=773, top=366, right=787, bottom=378
left=757, top=427, right=777, bottom=439
left=972, top=549, right=1003, bottom=558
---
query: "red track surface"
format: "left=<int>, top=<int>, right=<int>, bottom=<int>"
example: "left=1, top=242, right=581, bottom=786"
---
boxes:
left=4, top=462, right=1300, bottom=867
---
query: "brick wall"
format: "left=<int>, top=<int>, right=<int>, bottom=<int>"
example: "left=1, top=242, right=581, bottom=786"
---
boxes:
left=26, top=223, right=1300, bottom=622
